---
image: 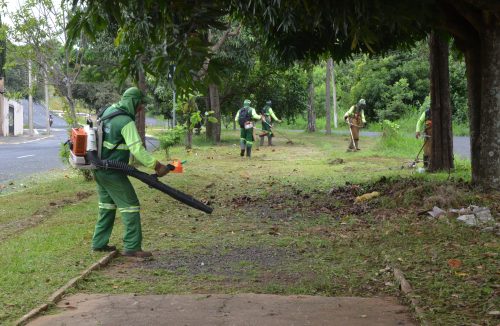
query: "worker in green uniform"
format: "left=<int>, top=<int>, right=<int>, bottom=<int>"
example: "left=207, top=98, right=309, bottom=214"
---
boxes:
left=344, top=99, right=367, bottom=151
left=416, top=108, right=432, bottom=168
left=92, top=87, right=170, bottom=258
left=260, top=100, right=282, bottom=146
left=235, top=99, right=262, bottom=158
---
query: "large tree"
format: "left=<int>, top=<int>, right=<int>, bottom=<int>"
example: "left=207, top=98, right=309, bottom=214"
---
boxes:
left=429, top=32, right=454, bottom=172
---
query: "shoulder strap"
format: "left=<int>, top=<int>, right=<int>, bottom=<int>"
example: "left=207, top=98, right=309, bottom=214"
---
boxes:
left=97, top=109, right=130, bottom=159
left=99, top=110, right=129, bottom=122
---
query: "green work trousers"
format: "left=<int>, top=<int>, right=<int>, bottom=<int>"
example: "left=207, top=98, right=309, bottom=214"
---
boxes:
left=261, top=117, right=273, bottom=137
left=92, top=170, right=142, bottom=251
left=240, top=127, right=254, bottom=150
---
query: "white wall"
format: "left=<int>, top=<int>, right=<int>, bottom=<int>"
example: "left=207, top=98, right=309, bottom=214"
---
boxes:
left=1, top=98, right=24, bottom=136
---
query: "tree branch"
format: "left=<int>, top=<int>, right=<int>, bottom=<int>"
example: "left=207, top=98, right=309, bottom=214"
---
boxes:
left=192, top=24, right=242, bottom=81
left=436, top=2, right=479, bottom=47
left=460, top=0, right=500, bottom=12
left=442, top=0, right=485, bottom=33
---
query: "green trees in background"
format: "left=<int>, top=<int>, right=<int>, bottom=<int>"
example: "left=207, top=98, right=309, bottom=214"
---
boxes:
left=310, top=42, right=467, bottom=125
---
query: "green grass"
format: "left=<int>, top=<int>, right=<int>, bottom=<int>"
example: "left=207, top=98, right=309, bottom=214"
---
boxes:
left=1, top=129, right=496, bottom=326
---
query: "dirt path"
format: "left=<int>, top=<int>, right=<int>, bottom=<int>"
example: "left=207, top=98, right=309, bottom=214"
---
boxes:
left=28, top=293, right=416, bottom=326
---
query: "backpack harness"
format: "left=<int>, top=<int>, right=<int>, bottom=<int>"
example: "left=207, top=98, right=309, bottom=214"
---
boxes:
left=96, top=108, right=129, bottom=159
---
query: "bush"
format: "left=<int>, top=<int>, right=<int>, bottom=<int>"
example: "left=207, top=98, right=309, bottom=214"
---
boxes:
left=381, top=120, right=400, bottom=139
left=159, top=125, right=185, bottom=158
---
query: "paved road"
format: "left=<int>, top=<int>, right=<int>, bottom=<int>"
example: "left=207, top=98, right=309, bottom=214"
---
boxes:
left=0, top=130, right=68, bottom=184
left=289, top=129, right=471, bottom=159
left=21, top=99, right=68, bottom=129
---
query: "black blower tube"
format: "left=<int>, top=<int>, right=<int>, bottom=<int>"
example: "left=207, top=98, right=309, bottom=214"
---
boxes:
left=85, top=151, right=213, bottom=214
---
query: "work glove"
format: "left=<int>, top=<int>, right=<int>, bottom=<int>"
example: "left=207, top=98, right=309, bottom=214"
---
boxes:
left=154, top=161, right=171, bottom=177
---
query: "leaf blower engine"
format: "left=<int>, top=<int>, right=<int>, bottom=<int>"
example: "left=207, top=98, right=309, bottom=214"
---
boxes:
left=68, top=123, right=99, bottom=169
left=67, top=119, right=213, bottom=214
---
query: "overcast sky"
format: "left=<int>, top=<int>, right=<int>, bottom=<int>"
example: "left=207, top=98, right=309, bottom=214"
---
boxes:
left=3, top=0, right=62, bottom=27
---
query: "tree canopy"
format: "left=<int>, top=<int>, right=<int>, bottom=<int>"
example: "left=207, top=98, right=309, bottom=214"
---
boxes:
left=67, top=0, right=500, bottom=189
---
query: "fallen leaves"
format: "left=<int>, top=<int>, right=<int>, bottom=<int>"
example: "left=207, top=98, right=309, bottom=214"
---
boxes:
left=447, top=259, right=462, bottom=269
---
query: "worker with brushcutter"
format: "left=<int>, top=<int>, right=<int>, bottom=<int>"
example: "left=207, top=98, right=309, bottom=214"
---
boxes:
left=235, top=99, right=262, bottom=158
left=92, top=87, right=171, bottom=258
left=415, top=108, right=432, bottom=168
left=259, top=100, right=282, bottom=146
left=344, top=99, right=367, bottom=151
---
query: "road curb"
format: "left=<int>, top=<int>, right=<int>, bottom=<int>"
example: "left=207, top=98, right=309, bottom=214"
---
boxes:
left=16, top=250, right=118, bottom=326
left=393, top=267, right=428, bottom=325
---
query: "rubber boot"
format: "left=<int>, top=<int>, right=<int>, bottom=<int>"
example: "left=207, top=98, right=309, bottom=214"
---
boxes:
left=240, top=140, right=246, bottom=157
left=268, top=136, right=273, bottom=146
left=246, top=146, right=252, bottom=158
left=123, top=250, right=152, bottom=258
left=260, top=136, right=265, bottom=146
left=355, top=140, right=360, bottom=150
left=347, top=139, right=355, bottom=151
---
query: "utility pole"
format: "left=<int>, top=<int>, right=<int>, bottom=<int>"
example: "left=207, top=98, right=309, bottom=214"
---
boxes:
left=0, top=15, right=5, bottom=136
left=44, top=66, right=50, bottom=134
left=0, top=77, right=4, bottom=136
left=332, top=61, right=338, bottom=128
left=28, top=60, right=33, bottom=136
left=325, top=58, right=332, bottom=135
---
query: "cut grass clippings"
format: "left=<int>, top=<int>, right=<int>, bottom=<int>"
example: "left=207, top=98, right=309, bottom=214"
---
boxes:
left=0, top=129, right=497, bottom=326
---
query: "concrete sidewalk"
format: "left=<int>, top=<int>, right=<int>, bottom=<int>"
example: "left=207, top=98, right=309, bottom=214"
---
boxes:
left=28, top=293, right=416, bottom=326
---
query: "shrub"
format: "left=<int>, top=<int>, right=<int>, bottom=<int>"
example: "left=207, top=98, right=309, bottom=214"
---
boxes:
left=159, top=125, right=185, bottom=158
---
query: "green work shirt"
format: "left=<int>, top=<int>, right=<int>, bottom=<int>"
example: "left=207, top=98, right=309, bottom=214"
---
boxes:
left=262, top=106, right=280, bottom=121
left=416, top=110, right=428, bottom=133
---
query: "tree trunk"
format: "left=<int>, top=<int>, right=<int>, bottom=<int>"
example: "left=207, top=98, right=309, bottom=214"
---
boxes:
left=464, top=46, right=482, bottom=186
left=332, top=61, right=338, bottom=128
left=208, top=83, right=221, bottom=143
left=205, top=87, right=214, bottom=140
left=307, top=69, right=316, bottom=132
left=477, top=24, right=500, bottom=189
left=428, top=31, right=454, bottom=172
left=186, top=118, right=193, bottom=149
left=325, top=58, right=332, bottom=135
